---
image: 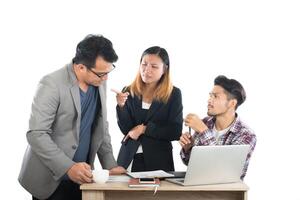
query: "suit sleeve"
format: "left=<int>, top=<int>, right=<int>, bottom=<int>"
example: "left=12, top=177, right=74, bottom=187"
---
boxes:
left=116, top=95, right=135, bottom=135
left=26, top=76, right=74, bottom=181
left=144, top=88, right=183, bottom=141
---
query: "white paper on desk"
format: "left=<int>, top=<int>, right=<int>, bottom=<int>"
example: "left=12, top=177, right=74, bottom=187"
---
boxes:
left=127, top=170, right=174, bottom=178
left=107, top=175, right=131, bottom=182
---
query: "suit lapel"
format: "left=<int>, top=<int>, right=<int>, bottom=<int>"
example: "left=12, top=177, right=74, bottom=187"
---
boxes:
left=145, top=100, right=162, bottom=123
left=67, top=64, right=81, bottom=141
left=70, top=86, right=81, bottom=140
left=98, top=84, right=105, bottom=118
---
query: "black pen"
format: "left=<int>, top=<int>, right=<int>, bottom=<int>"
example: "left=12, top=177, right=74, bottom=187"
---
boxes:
left=122, top=135, right=129, bottom=145
left=111, top=86, right=128, bottom=95
left=121, top=86, right=128, bottom=93
left=122, top=132, right=131, bottom=145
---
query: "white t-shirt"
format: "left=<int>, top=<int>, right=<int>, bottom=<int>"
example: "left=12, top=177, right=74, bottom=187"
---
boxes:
left=213, top=124, right=231, bottom=143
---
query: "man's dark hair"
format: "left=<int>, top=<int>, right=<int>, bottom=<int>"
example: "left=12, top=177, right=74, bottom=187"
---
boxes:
left=72, top=34, right=118, bottom=69
left=214, top=75, right=246, bottom=109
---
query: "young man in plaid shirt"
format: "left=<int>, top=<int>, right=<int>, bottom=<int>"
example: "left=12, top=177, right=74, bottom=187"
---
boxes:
left=180, top=75, right=256, bottom=180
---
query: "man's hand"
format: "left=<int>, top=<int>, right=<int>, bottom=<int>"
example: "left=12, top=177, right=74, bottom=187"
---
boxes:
left=109, top=166, right=126, bottom=175
left=67, top=162, right=93, bottom=185
left=123, top=124, right=146, bottom=142
left=184, top=113, right=208, bottom=133
left=179, top=132, right=194, bottom=152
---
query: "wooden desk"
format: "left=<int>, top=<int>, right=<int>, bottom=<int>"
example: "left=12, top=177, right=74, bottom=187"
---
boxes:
left=81, top=180, right=248, bottom=200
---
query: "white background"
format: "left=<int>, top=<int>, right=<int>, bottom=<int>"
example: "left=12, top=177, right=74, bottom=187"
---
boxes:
left=1, top=0, right=300, bottom=199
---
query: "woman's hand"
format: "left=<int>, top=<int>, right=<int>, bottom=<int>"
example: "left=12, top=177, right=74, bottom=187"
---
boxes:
left=123, top=124, right=146, bottom=142
left=111, top=89, right=130, bottom=108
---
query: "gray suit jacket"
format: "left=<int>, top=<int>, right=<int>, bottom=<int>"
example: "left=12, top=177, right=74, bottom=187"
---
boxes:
left=18, top=63, right=117, bottom=199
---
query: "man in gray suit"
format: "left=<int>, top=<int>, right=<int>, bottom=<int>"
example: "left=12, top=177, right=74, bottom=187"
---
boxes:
left=19, top=34, right=126, bottom=200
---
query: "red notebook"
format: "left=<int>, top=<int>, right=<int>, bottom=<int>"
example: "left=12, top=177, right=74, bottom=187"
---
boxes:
left=128, top=178, right=160, bottom=187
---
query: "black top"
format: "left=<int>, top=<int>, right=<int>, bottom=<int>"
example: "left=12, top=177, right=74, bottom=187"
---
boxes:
left=116, top=86, right=183, bottom=171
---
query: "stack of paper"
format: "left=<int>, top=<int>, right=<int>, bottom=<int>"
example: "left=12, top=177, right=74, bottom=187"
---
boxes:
left=127, top=170, right=174, bottom=178
left=107, top=175, right=131, bottom=183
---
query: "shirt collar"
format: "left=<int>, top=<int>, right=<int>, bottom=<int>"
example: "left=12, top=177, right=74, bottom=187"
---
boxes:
left=67, top=62, right=78, bottom=85
left=206, top=113, right=242, bottom=135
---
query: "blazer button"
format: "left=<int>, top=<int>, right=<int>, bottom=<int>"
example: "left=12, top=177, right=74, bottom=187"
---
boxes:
left=72, top=145, right=77, bottom=150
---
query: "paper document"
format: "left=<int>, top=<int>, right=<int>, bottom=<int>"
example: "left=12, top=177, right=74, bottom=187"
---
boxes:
left=107, top=175, right=131, bottom=182
left=127, top=170, right=174, bottom=178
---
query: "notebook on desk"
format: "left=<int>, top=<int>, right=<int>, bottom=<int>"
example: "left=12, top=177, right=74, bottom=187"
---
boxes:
left=166, top=145, right=250, bottom=186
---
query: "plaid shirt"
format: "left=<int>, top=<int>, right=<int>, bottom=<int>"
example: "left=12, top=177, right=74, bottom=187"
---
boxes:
left=180, top=115, right=256, bottom=180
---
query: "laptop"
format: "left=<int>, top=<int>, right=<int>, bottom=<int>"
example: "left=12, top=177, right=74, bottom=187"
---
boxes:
left=167, top=145, right=250, bottom=186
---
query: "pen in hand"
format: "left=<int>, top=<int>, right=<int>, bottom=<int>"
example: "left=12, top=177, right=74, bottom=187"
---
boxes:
left=188, top=126, right=193, bottom=142
left=121, top=86, right=128, bottom=93
left=122, top=134, right=129, bottom=145
left=111, top=87, right=129, bottom=107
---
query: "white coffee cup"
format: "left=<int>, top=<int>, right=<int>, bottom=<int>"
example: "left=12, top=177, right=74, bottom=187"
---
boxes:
left=92, top=169, right=109, bottom=183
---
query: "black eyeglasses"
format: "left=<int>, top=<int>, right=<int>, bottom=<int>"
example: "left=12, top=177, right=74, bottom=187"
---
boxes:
left=87, top=64, right=116, bottom=78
